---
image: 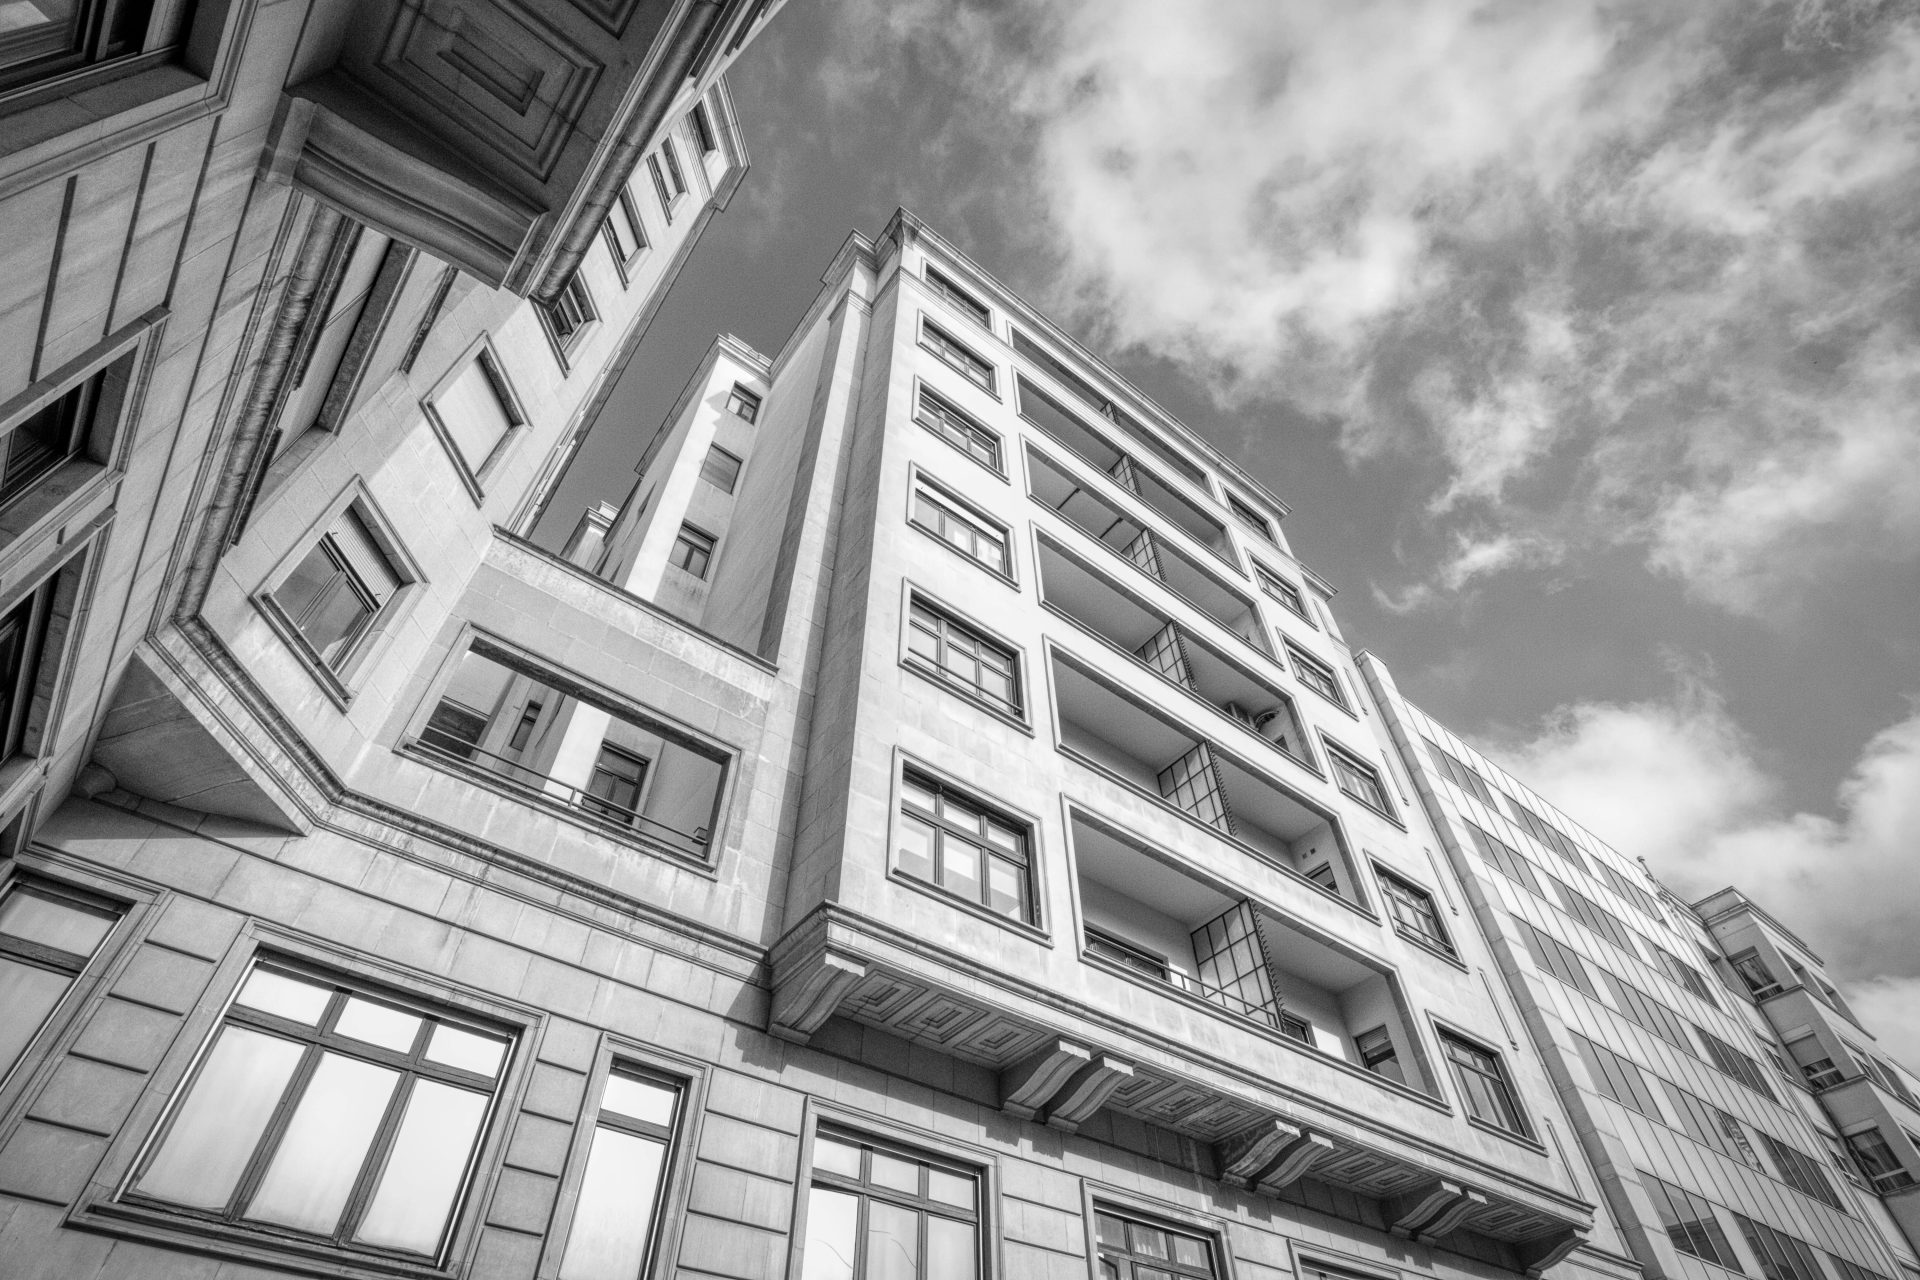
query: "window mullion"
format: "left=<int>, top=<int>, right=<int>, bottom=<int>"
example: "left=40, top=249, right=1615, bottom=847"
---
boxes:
left=336, top=1068, right=420, bottom=1246
left=0, top=935, right=86, bottom=972
left=225, top=1039, right=327, bottom=1224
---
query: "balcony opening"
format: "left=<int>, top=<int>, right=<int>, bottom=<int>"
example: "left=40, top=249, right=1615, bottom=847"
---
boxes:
left=1037, top=535, right=1307, bottom=765
left=408, top=641, right=726, bottom=860
left=1050, top=651, right=1356, bottom=904
left=1071, top=812, right=1423, bottom=1085
left=1010, top=338, right=1211, bottom=490
left=1028, top=448, right=1267, bottom=655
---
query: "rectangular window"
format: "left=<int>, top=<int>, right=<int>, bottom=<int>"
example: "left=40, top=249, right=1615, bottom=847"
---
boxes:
left=0, top=367, right=96, bottom=509
left=1697, top=1027, right=1777, bottom=1101
left=1507, top=797, right=1589, bottom=871
left=1733, top=1216, right=1826, bottom=1280
left=1421, top=738, right=1501, bottom=809
left=800, top=1128, right=980, bottom=1280
left=267, top=507, right=405, bottom=672
left=0, top=876, right=121, bottom=1083
left=1761, top=1134, right=1840, bottom=1208
left=1602, top=971, right=1692, bottom=1052
left=1085, top=926, right=1170, bottom=980
left=545, top=273, right=597, bottom=351
left=647, top=156, right=673, bottom=219
left=690, top=101, right=718, bottom=154
left=604, top=190, right=648, bottom=270
left=1225, top=493, right=1276, bottom=544
left=1255, top=566, right=1309, bottom=618
left=1730, top=950, right=1784, bottom=999
left=430, top=352, right=521, bottom=477
left=580, top=745, right=649, bottom=826
left=1663, top=1081, right=1764, bottom=1170
left=1845, top=1129, right=1915, bottom=1193
left=1828, top=1257, right=1892, bottom=1280
left=914, top=385, right=1001, bottom=470
left=910, top=483, right=1009, bottom=576
left=925, top=267, right=991, bottom=328
left=127, top=959, right=512, bottom=1260
left=670, top=525, right=716, bottom=580
left=896, top=769, right=1032, bottom=921
left=661, top=140, right=687, bottom=196
left=0, top=0, right=154, bottom=93
left=726, top=383, right=761, bottom=423
left=1798, top=1055, right=1844, bottom=1090
left=1095, top=1207, right=1218, bottom=1280
left=905, top=598, right=1020, bottom=713
left=1573, top=1034, right=1663, bottom=1119
left=1658, top=945, right=1720, bottom=1007
left=1381, top=871, right=1451, bottom=953
left=1442, top=1031, right=1526, bottom=1134
left=1356, top=1025, right=1405, bottom=1084
left=1519, top=921, right=1597, bottom=998
left=700, top=445, right=743, bottom=494
left=1465, top=821, right=1545, bottom=897
left=1306, top=862, right=1338, bottom=894
left=1328, top=744, right=1392, bottom=814
left=1641, top=1173, right=1741, bottom=1271
left=506, top=701, right=542, bottom=753
left=1548, top=872, right=1636, bottom=954
left=556, top=1067, right=683, bottom=1280
left=1285, top=643, right=1345, bottom=707
left=921, top=320, right=996, bottom=394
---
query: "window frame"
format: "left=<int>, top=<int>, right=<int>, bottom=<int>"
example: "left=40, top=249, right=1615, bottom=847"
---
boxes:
left=669, top=523, right=717, bottom=581
left=1224, top=492, right=1277, bottom=545
left=924, top=265, right=992, bottom=330
left=1284, top=641, right=1348, bottom=711
left=725, top=383, right=761, bottom=423
left=913, top=380, right=1003, bottom=474
left=602, top=186, right=649, bottom=281
left=540, top=271, right=600, bottom=368
left=1437, top=1024, right=1531, bottom=1139
left=0, top=866, right=130, bottom=1095
left=699, top=443, right=744, bottom=495
left=1254, top=564, right=1312, bottom=622
left=1640, top=1171, right=1742, bottom=1273
left=646, top=154, right=675, bottom=221
left=1324, top=739, right=1394, bottom=818
left=1376, top=866, right=1453, bottom=956
left=890, top=757, right=1042, bottom=931
left=420, top=336, right=529, bottom=504
left=907, top=470, right=1014, bottom=583
left=689, top=100, right=719, bottom=155
left=901, top=590, right=1025, bottom=721
left=1092, top=1202, right=1224, bottom=1280
left=918, top=315, right=998, bottom=397
left=1082, top=1187, right=1237, bottom=1280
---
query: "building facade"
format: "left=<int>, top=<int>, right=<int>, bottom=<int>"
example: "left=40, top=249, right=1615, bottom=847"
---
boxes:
left=0, top=140, right=1915, bottom=1280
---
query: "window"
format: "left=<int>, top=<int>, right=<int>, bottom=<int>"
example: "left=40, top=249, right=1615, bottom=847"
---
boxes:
left=1844, top=1129, right=1914, bottom=1193
left=896, top=770, right=1031, bottom=921
left=1657, top=945, right=1720, bottom=1007
left=1381, top=871, right=1451, bottom=953
left=1422, top=738, right=1500, bottom=809
left=545, top=272, right=597, bottom=351
left=1663, top=1082, right=1764, bottom=1170
left=1506, top=798, right=1588, bottom=871
left=1465, top=821, right=1545, bottom=897
left=800, top=1129, right=980, bottom=1280
left=1094, top=1207, right=1218, bottom=1280
left=604, top=190, right=648, bottom=271
left=1696, top=1026, right=1776, bottom=1101
left=1356, top=1025, right=1405, bottom=1084
left=1327, top=744, right=1391, bottom=814
left=647, top=156, right=674, bottom=219
left=580, top=746, right=649, bottom=826
left=1255, top=565, right=1309, bottom=618
left=1518, top=921, right=1597, bottom=998
left=690, top=101, right=718, bottom=154
left=700, top=445, right=743, bottom=494
left=0, top=0, right=153, bottom=92
left=1279, top=1012, right=1314, bottom=1044
left=1573, top=1035, right=1663, bottom=1119
left=506, top=701, right=542, bottom=752
left=1285, top=643, right=1345, bottom=707
left=726, top=383, right=761, bottom=423
left=1732, top=1216, right=1825, bottom=1280
left=1827, top=1257, right=1892, bottom=1280
left=1442, top=1031, right=1526, bottom=1134
left=428, top=350, right=522, bottom=479
left=925, top=267, right=991, bottom=328
left=921, top=320, right=996, bottom=393
left=1641, top=1173, right=1740, bottom=1271
left=1730, top=950, right=1784, bottom=999
left=1, top=369, right=95, bottom=508
left=1306, top=862, right=1338, bottom=894
left=1225, top=493, right=1276, bottom=544
left=1602, top=971, right=1692, bottom=1052
left=267, top=507, right=405, bottom=672
left=127, top=960, right=512, bottom=1260
left=1787, top=1037, right=1845, bottom=1089
left=910, top=483, right=1009, bottom=576
left=660, top=139, right=688, bottom=196
left=915, top=385, right=1001, bottom=469
left=556, top=1068, right=683, bottom=1280
left=1761, top=1133, right=1840, bottom=1208
left=1547, top=872, right=1636, bottom=954
left=905, top=599, right=1019, bottom=713
left=1085, top=926, right=1169, bottom=980
left=0, top=876, right=121, bottom=1083
left=670, top=525, right=716, bottom=580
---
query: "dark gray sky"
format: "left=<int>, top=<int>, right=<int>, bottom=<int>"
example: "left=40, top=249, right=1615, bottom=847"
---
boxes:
left=541, top=0, right=1920, bottom=1056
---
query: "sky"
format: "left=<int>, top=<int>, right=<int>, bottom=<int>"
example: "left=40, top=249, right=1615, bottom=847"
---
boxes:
left=540, top=0, right=1920, bottom=1062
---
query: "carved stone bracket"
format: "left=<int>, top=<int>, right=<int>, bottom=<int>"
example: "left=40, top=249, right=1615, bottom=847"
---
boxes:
left=1001, top=1039, right=1092, bottom=1120
left=1387, top=1180, right=1467, bottom=1238
left=1253, top=1131, right=1337, bottom=1194
left=1045, top=1052, right=1135, bottom=1133
left=1417, top=1186, right=1489, bottom=1244
left=1514, top=1227, right=1588, bottom=1277
left=1218, top=1119, right=1305, bottom=1187
left=769, top=942, right=867, bottom=1044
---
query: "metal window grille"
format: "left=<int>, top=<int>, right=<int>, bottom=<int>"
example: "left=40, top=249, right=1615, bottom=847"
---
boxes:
left=1157, top=743, right=1233, bottom=834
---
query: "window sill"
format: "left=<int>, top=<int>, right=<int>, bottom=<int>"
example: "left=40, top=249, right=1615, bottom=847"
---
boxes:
left=900, top=658, right=1033, bottom=736
left=70, top=1199, right=464, bottom=1280
left=1335, top=788, right=1405, bottom=830
left=1463, top=1114, right=1548, bottom=1154
left=1392, top=926, right=1467, bottom=972
left=886, top=867, right=1051, bottom=945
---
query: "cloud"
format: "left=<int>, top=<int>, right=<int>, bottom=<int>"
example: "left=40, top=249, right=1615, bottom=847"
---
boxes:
left=1373, top=528, right=1565, bottom=612
left=825, top=0, right=1920, bottom=617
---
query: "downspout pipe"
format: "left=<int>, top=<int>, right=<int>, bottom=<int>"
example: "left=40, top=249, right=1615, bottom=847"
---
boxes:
left=531, top=0, right=726, bottom=305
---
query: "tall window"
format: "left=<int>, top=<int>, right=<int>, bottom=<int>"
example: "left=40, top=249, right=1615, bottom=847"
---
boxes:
left=546, top=273, right=597, bottom=350
left=910, top=483, right=1009, bottom=576
left=1573, top=1035, right=1663, bottom=1119
left=689, top=101, right=719, bottom=154
left=1729, top=950, right=1783, bottom=999
left=1696, top=1026, right=1776, bottom=1101
left=1356, top=1025, right=1405, bottom=1084
left=1663, top=1081, right=1763, bottom=1169
left=1845, top=1129, right=1915, bottom=1193
left=128, top=960, right=512, bottom=1260
left=581, top=746, right=648, bottom=826
left=914, top=386, right=1000, bottom=470
left=1285, top=642, right=1345, bottom=707
left=604, top=191, right=648, bottom=272
left=647, top=155, right=674, bottom=219
left=1225, top=493, right=1276, bottom=544
left=267, top=507, right=405, bottom=672
left=800, top=1128, right=980, bottom=1280
left=1518, top=921, right=1596, bottom=998
left=925, top=267, right=991, bottom=329
left=1327, top=745, right=1391, bottom=814
left=0, top=876, right=121, bottom=1082
left=670, top=525, right=716, bottom=580
left=895, top=770, right=1031, bottom=922
left=1094, top=1207, right=1218, bottom=1280
left=1380, top=872, right=1450, bottom=953
left=1733, top=1215, right=1826, bottom=1280
left=1255, top=566, right=1308, bottom=619
left=1442, top=1031, right=1525, bottom=1134
left=1422, top=738, right=1500, bottom=808
left=726, top=384, right=761, bottom=423
left=1760, top=1134, right=1840, bottom=1208
left=700, top=445, right=743, bottom=494
left=905, top=599, right=1019, bottom=713
left=1, top=368, right=97, bottom=507
left=920, top=320, right=995, bottom=394
left=1640, top=1173, right=1739, bottom=1271
left=0, top=0, right=153, bottom=92
left=430, top=352, right=520, bottom=476
left=557, top=1068, right=683, bottom=1280
left=660, top=139, right=688, bottom=196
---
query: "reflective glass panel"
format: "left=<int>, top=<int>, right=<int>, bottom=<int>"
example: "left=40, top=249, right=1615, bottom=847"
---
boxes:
left=247, top=1052, right=398, bottom=1234
left=236, top=968, right=332, bottom=1024
left=869, top=1150, right=919, bottom=1195
left=867, top=1200, right=920, bottom=1280
left=927, top=1167, right=974, bottom=1209
left=355, top=1080, right=489, bottom=1254
left=136, top=1026, right=304, bottom=1208
left=813, top=1133, right=863, bottom=1179
left=0, top=889, right=113, bottom=955
left=602, top=1072, right=677, bottom=1127
left=800, top=1186, right=860, bottom=1280
left=0, top=956, right=68, bottom=1076
left=425, top=1023, right=507, bottom=1078
left=333, top=997, right=422, bottom=1054
left=557, top=1126, right=667, bottom=1280
left=928, top=1213, right=978, bottom=1280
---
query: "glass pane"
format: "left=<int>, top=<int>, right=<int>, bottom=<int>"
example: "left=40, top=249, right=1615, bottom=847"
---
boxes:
left=943, top=840, right=981, bottom=903
left=896, top=816, right=935, bottom=882
left=602, top=1072, right=678, bottom=1127
left=0, top=955, right=69, bottom=1076
left=927, top=1167, right=974, bottom=1209
left=987, top=858, right=1023, bottom=918
left=867, top=1200, right=920, bottom=1280
left=870, top=1150, right=919, bottom=1195
left=236, top=967, right=333, bottom=1024
left=812, top=1133, right=863, bottom=1179
left=426, top=1023, right=508, bottom=1078
left=1171, top=1235, right=1209, bottom=1269
left=1095, top=1213, right=1127, bottom=1247
left=927, top=1214, right=978, bottom=1280
left=1129, top=1222, right=1170, bottom=1258
left=247, top=1052, right=398, bottom=1235
left=334, top=997, right=422, bottom=1054
left=437, top=360, right=513, bottom=471
left=355, top=1080, right=489, bottom=1254
left=297, top=570, right=375, bottom=665
left=0, top=888, right=114, bottom=956
left=800, top=1186, right=860, bottom=1280
left=557, top=1126, right=667, bottom=1280
left=136, top=1026, right=305, bottom=1209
